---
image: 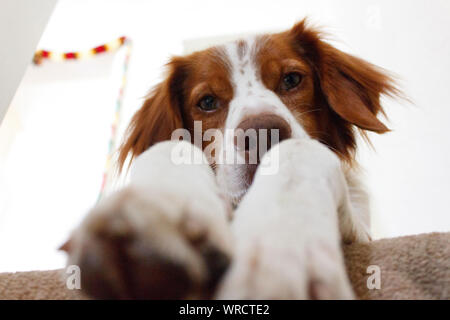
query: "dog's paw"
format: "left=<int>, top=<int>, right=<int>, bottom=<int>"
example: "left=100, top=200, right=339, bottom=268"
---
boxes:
left=216, top=238, right=354, bottom=300
left=63, top=187, right=231, bottom=299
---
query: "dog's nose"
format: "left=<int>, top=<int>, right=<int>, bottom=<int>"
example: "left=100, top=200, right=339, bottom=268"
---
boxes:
left=234, top=114, right=292, bottom=154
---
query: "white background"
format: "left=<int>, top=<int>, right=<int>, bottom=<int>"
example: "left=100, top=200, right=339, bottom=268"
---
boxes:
left=0, top=0, right=449, bottom=272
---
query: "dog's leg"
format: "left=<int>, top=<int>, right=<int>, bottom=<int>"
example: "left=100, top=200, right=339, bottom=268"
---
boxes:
left=64, top=141, right=232, bottom=299
left=216, top=138, right=370, bottom=299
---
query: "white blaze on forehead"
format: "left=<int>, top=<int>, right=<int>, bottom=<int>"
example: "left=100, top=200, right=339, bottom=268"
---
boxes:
left=221, top=36, right=307, bottom=136
left=223, top=37, right=261, bottom=98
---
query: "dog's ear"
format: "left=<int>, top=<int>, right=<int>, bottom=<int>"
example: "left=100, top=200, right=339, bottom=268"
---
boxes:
left=118, top=58, right=187, bottom=170
left=289, top=19, right=399, bottom=133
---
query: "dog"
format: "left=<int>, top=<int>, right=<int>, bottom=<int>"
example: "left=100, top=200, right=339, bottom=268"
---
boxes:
left=63, top=19, right=399, bottom=299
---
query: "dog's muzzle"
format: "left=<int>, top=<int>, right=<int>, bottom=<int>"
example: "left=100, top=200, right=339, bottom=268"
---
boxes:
left=233, top=113, right=291, bottom=185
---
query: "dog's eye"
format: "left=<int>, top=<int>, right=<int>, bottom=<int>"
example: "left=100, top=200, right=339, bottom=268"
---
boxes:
left=281, top=72, right=303, bottom=91
left=197, top=95, right=218, bottom=112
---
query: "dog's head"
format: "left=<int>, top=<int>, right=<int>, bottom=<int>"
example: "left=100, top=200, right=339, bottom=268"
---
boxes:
left=119, top=19, right=398, bottom=204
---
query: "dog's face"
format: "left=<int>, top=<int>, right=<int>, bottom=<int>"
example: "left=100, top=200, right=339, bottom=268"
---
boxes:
left=119, top=20, right=397, bottom=204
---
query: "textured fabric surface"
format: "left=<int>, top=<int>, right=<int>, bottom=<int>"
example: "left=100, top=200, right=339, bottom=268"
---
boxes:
left=344, top=232, right=449, bottom=299
left=0, top=232, right=448, bottom=300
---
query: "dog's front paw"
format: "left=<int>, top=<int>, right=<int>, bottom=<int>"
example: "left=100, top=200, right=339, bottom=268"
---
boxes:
left=216, top=238, right=354, bottom=300
left=63, top=187, right=231, bottom=299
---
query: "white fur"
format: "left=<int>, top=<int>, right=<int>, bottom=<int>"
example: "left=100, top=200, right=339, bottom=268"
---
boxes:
left=67, top=141, right=233, bottom=297
left=216, top=38, right=308, bottom=202
left=216, top=139, right=370, bottom=299
left=212, top=39, right=372, bottom=298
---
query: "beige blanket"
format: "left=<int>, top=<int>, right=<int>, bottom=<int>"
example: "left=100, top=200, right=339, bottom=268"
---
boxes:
left=0, top=232, right=448, bottom=299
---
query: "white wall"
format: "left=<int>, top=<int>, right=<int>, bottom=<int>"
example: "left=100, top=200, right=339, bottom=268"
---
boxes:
left=0, top=0, right=449, bottom=271
left=0, top=51, right=126, bottom=272
left=0, top=0, right=56, bottom=125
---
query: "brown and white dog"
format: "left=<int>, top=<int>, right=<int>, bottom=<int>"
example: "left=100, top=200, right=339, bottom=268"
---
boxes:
left=64, top=19, right=399, bottom=299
